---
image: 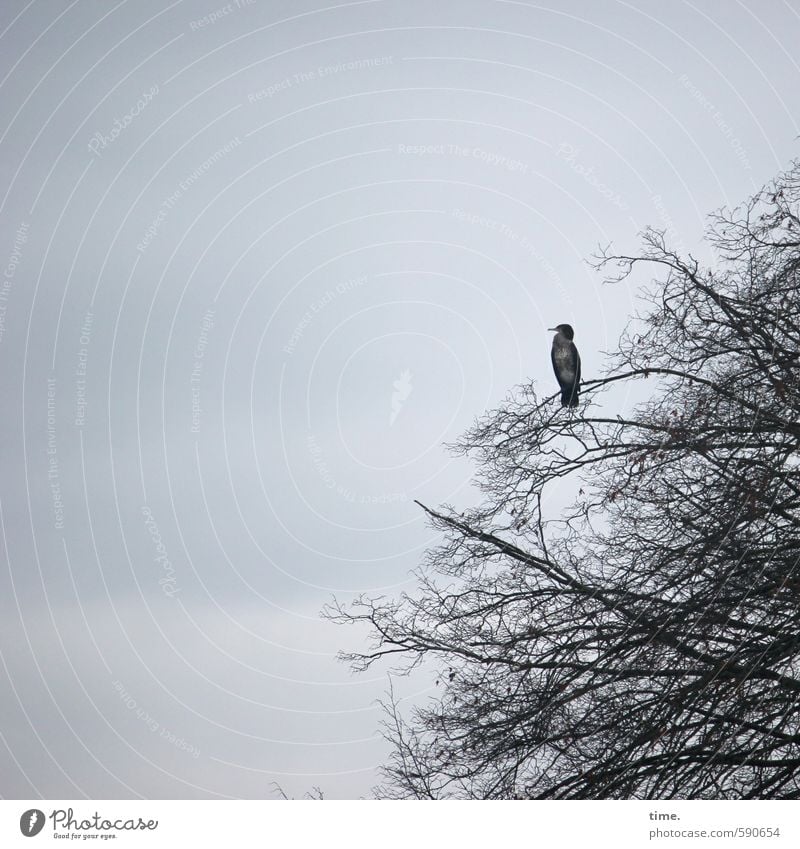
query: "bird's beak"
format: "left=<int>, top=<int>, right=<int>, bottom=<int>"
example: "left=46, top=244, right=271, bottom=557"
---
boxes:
left=547, top=327, right=556, bottom=331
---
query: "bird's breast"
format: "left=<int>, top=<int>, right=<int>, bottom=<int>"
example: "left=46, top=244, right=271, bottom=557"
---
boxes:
left=552, top=341, right=574, bottom=365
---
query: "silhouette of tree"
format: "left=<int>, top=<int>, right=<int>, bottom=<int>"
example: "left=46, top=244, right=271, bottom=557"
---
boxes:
left=328, top=160, right=800, bottom=798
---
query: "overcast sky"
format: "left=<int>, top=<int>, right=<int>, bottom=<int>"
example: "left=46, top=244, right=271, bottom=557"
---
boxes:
left=0, top=0, right=798, bottom=800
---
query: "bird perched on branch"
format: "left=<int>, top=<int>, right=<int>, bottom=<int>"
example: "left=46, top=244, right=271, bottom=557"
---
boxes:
left=549, top=323, right=581, bottom=407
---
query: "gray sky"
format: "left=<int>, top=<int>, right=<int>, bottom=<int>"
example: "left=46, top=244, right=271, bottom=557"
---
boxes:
left=0, top=0, right=798, bottom=799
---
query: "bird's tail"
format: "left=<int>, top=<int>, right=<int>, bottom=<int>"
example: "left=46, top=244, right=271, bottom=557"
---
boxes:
left=561, top=387, right=580, bottom=407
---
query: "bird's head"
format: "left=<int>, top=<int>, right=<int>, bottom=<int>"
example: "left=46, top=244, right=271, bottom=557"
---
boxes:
left=548, top=323, right=575, bottom=340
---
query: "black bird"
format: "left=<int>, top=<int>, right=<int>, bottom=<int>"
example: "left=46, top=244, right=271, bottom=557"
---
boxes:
left=549, top=324, right=581, bottom=407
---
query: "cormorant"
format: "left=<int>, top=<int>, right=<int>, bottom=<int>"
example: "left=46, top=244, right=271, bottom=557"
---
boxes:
left=549, top=324, right=581, bottom=407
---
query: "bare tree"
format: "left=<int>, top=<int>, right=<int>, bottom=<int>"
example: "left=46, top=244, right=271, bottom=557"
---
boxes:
left=328, top=160, right=800, bottom=799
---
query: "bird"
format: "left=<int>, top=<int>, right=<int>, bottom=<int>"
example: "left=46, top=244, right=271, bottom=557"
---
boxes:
left=549, top=324, right=581, bottom=407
